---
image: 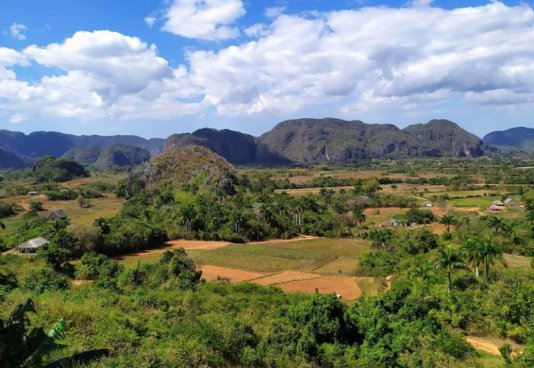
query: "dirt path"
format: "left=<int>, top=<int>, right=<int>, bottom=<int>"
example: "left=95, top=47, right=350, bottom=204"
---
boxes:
left=248, top=235, right=319, bottom=245
left=465, top=336, right=523, bottom=356
left=165, top=240, right=232, bottom=250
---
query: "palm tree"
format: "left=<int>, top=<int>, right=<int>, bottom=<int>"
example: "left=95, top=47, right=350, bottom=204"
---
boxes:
left=479, top=237, right=507, bottom=284
left=461, top=238, right=483, bottom=278
left=484, top=216, right=509, bottom=235
left=0, top=299, right=108, bottom=367
left=440, top=215, right=456, bottom=233
left=435, top=246, right=466, bottom=293
left=352, top=208, right=366, bottom=238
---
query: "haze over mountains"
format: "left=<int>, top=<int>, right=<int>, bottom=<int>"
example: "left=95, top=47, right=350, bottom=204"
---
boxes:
left=0, top=119, right=531, bottom=169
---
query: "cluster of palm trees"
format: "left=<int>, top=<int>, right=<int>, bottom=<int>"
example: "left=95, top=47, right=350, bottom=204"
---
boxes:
left=435, top=236, right=506, bottom=293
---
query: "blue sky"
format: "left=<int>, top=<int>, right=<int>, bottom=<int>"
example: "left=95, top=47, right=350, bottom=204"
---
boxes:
left=0, top=0, right=533, bottom=138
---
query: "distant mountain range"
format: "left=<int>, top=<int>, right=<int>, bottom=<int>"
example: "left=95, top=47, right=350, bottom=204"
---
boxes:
left=483, top=127, right=534, bottom=153
left=0, top=130, right=164, bottom=159
left=62, top=144, right=151, bottom=169
left=168, top=119, right=489, bottom=164
left=0, top=119, right=532, bottom=169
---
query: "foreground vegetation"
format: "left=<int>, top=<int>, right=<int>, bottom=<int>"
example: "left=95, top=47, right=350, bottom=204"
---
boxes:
left=0, top=151, right=533, bottom=367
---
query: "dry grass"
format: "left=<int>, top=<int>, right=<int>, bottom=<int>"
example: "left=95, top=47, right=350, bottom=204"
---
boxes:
left=277, top=276, right=362, bottom=301
left=200, top=265, right=265, bottom=282
left=252, top=271, right=321, bottom=285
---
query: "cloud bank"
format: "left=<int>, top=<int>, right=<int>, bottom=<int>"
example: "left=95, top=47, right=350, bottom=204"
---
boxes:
left=1, top=2, right=534, bottom=124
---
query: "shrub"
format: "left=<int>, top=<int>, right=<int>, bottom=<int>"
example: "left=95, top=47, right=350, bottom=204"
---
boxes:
left=0, top=202, right=15, bottom=218
left=406, top=208, right=436, bottom=224
left=22, top=268, right=70, bottom=294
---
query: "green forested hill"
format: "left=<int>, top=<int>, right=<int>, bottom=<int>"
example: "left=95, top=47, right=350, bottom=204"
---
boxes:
left=256, top=118, right=487, bottom=164
left=0, top=148, right=25, bottom=169
left=62, top=144, right=151, bottom=169
left=166, top=128, right=257, bottom=164
left=126, top=145, right=240, bottom=194
left=483, top=127, right=534, bottom=153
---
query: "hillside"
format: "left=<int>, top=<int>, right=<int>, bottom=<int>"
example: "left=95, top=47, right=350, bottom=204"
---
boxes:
left=483, top=127, right=534, bottom=153
left=62, top=144, right=151, bottom=169
left=165, top=128, right=257, bottom=164
left=0, top=118, right=495, bottom=167
left=0, top=130, right=165, bottom=158
left=256, top=118, right=487, bottom=164
left=0, top=148, right=25, bottom=169
left=126, top=145, right=240, bottom=195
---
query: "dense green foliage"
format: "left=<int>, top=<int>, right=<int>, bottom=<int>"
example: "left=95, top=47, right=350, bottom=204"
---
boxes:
left=0, top=152, right=533, bottom=367
left=32, top=156, right=89, bottom=183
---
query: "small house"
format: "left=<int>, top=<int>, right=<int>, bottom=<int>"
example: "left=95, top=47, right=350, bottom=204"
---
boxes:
left=17, top=237, right=49, bottom=254
left=390, top=218, right=408, bottom=227
left=47, top=209, right=68, bottom=221
left=27, top=191, right=39, bottom=196
left=489, top=204, right=502, bottom=212
left=492, top=200, right=504, bottom=207
left=425, top=202, right=433, bottom=208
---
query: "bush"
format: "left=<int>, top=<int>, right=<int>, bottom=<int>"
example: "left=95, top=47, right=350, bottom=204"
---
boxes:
left=22, top=268, right=70, bottom=294
left=0, top=271, right=18, bottom=301
left=29, top=201, right=43, bottom=211
left=0, top=202, right=15, bottom=218
left=160, top=248, right=202, bottom=290
left=77, top=252, right=122, bottom=281
left=406, top=209, right=436, bottom=224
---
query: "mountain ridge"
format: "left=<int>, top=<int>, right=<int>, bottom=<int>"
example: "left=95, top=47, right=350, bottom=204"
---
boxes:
left=0, top=119, right=531, bottom=168
left=483, top=127, right=534, bottom=153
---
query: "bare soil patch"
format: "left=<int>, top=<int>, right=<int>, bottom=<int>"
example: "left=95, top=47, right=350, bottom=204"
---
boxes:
left=277, top=276, right=362, bottom=300
left=252, top=271, right=321, bottom=285
left=166, top=240, right=232, bottom=250
left=200, top=265, right=265, bottom=282
left=248, top=235, right=319, bottom=245
left=312, top=257, right=357, bottom=275
left=465, top=336, right=523, bottom=356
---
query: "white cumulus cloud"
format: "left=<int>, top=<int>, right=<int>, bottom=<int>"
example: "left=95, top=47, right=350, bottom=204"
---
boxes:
left=186, top=1, right=534, bottom=116
left=0, top=31, right=202, bottom=122
left=2, top=2, right=534, bottom=125
left=9, top=23, right=27, bottom=40
left=162, top=0, right=245, bottom=40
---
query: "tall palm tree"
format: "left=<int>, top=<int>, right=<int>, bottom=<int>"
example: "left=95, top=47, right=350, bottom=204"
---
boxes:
left=435, top=246, right=467, bottom=293
left=479, top=237, right=507, bottom=284
left=352, top=208, right=366, bottom=238
left=440, top=215, right=456, bottom=233
left=461, top=238, right=483, bottom=278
